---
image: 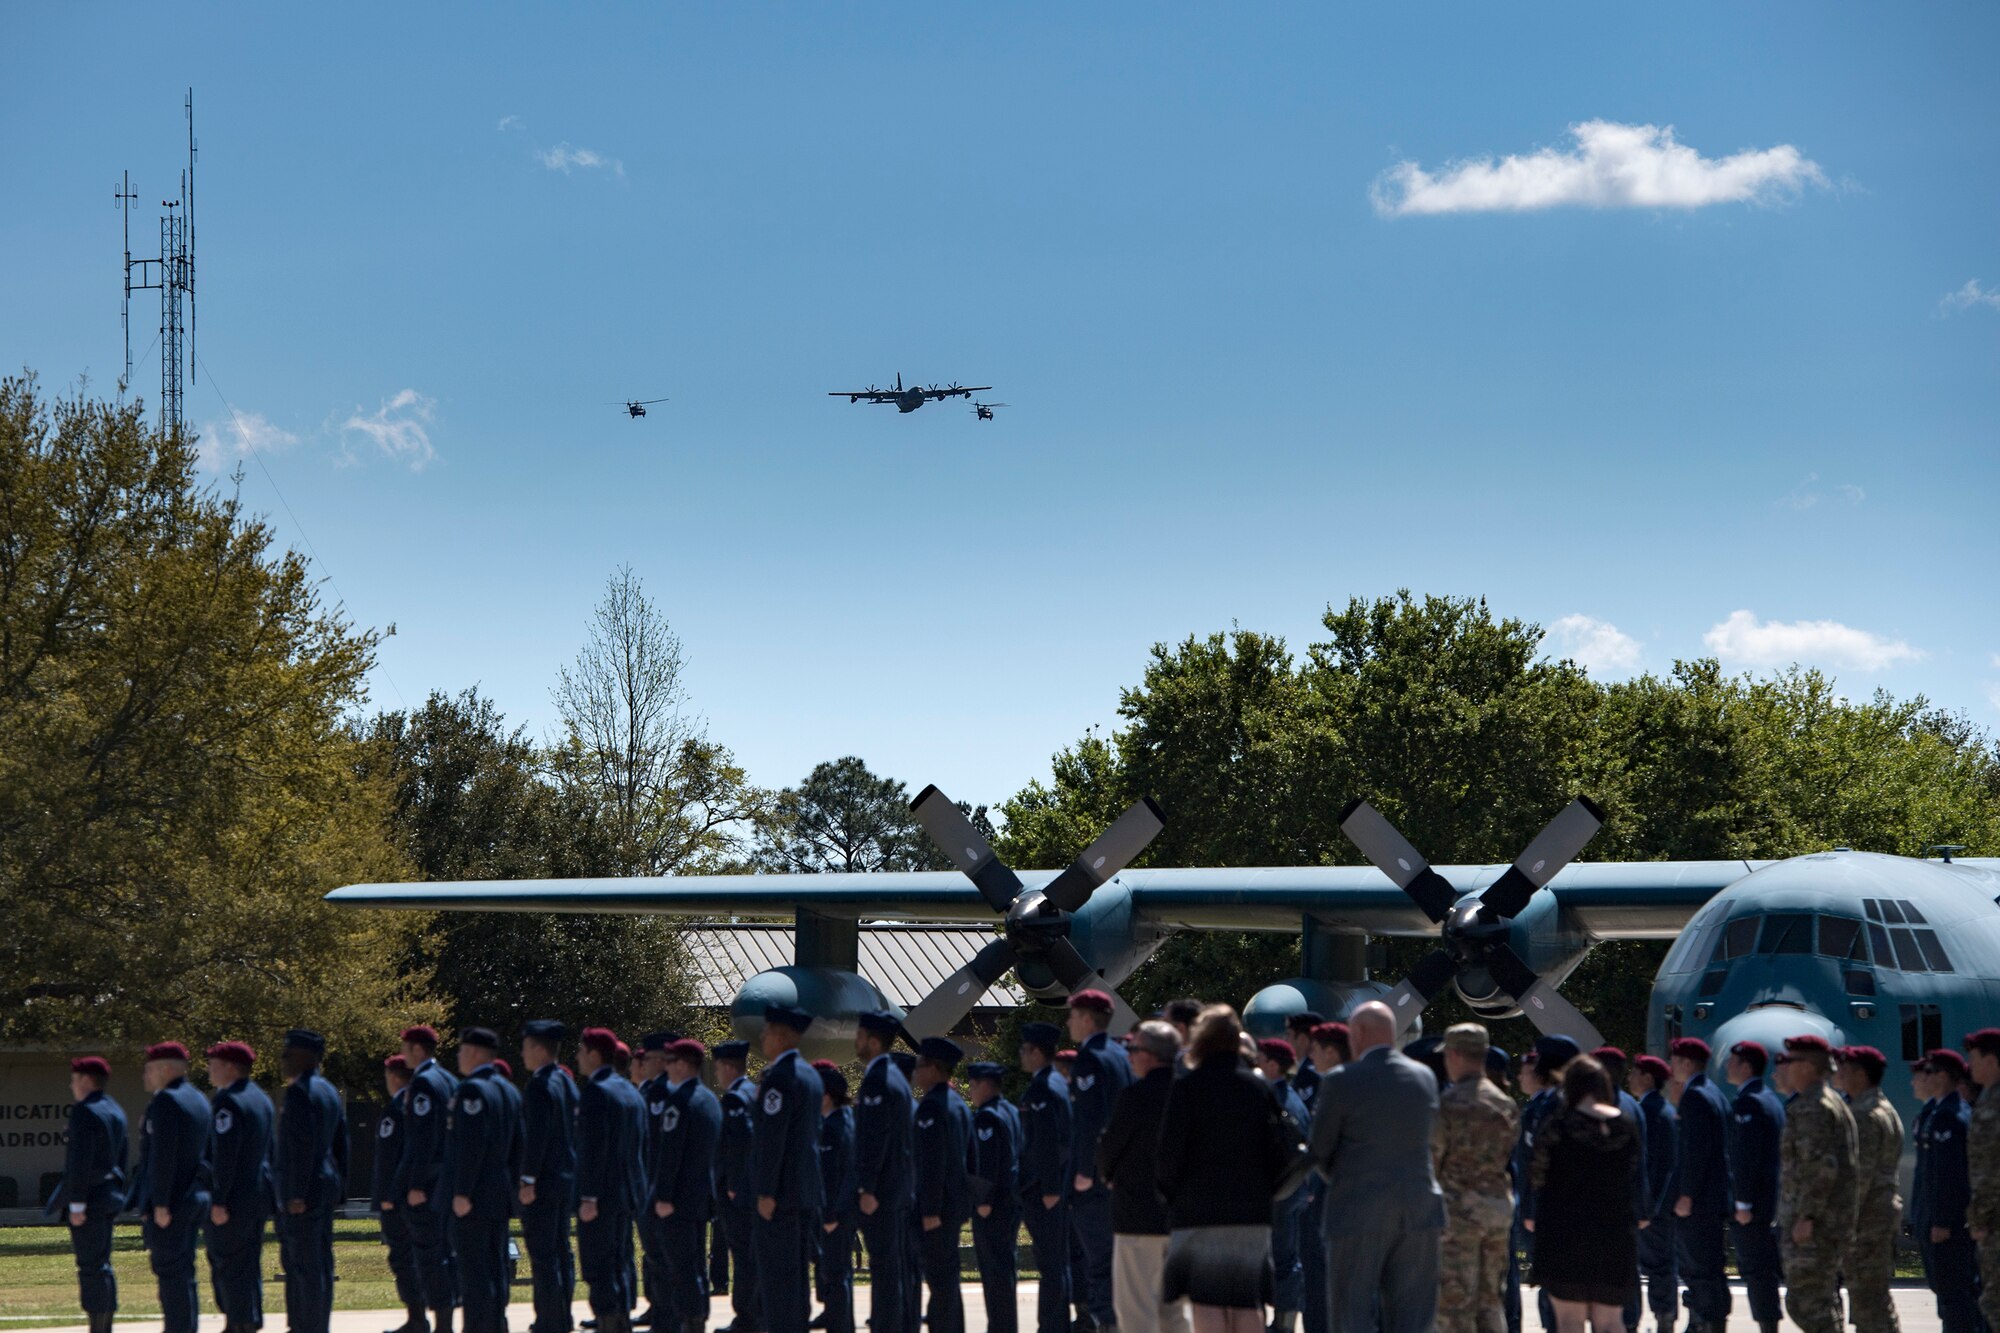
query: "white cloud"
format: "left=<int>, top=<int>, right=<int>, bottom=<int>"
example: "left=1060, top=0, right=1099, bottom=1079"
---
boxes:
left=1373, top=120, right=1826, bottom=217
left=1547, top=614, right=1644, bottom=676
left=1779, top=472, right=1866, bottom=510
left=536, top=142, right=624, bottom=177
left=340, top=389, right=437, bottom=470
left=195, top=410, right=298, bottom=473
left=1941, top=279, right=2000, bottom=314
left=1702, top=610, right=1921, bottom=672
left=497, top=114, right=522, bottom=132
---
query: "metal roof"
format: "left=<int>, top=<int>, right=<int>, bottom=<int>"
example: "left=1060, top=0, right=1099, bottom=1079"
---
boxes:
left=680, top=922, right=1027, bottom=1010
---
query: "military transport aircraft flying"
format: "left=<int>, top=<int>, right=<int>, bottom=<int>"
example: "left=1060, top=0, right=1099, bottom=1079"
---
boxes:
left=829, top=374, right=991, bottom=413
left=328, top=785, right=2000, bottom=1138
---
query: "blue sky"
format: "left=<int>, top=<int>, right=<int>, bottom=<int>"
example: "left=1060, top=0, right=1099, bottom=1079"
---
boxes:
left=6, top=5, right=1998, bottom=810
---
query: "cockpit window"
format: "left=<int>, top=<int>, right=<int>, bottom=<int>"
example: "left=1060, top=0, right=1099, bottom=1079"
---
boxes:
left=1712, top=916, right=1760, bottom=963
left=1817, top=917, right=1864, bottom=961
left=1864, top=899, right=1881, bottom=921
left=1879, top=900, right=1906, bottom=924
left=1900, top=901, right=1927, bottom=924
left=1891, top=929, right=1924, bottom=971
left=1759, top=914, right=1813, bottom=954
left=1913, top=929, right=1954, bottom=972
left=1868, top=923, right=1895, bottom=970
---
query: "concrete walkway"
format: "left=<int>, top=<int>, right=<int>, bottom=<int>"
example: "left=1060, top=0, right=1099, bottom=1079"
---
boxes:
left=24, top=1282, right=1954, bottom=1333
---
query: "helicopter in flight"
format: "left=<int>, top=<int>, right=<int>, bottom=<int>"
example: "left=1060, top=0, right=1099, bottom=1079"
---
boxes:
left=971, top=401, right=1009, bottom=421
left=828, top=373, right=991, bottom=414
left=618, top=398, right=669, bottom=419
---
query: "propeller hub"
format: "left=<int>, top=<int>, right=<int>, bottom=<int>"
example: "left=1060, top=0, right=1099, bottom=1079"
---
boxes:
left=1003, top=891, right=1069, bottom=953
left=1443, top=900, right=1509, bottom=960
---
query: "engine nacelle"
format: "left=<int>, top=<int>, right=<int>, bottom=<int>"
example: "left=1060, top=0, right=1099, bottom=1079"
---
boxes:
left=1011, top=877, right=1170, bottom=1001
left=730, top=967, right=901, bottom=1062
left=1243, top=978, right=1406, bottom=1040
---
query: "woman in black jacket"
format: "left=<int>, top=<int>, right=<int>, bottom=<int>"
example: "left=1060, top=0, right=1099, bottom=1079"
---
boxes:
left=1155, top=1005, right=1288, bottom=1333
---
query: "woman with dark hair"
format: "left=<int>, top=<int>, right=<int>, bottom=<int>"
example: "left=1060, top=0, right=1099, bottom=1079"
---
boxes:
left=1526, top=1055, right=1648, bottom=1333
left=1156, top=1004, right=1292, bottom=1333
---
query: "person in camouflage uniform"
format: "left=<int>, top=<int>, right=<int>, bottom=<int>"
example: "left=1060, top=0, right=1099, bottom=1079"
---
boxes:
left=1775, top=1035, right=1858, bottom=1333
left=1962, top=1028, right=2000, bottom=1333
left=1834, top=1046, right=1903, bottom=1333
left=1431, top=1023, right=1519, bottom=1333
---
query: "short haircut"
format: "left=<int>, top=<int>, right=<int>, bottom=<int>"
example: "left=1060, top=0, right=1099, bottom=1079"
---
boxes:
left=1189, top=1004, right=1244, bottom=1063
left=1164, top=999, right=1202, bottom=1027
left=1130, top=1021, right=1178, bottom=1063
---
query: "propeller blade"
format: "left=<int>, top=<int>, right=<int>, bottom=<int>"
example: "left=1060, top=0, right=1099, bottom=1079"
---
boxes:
left=1338, top=800, right=1460, bottom=924
left=910, top=784, right=1022, bottom=913
left=1106, top=989, right=1142, bottom=1037
left=1378, top=946, right=1461, bottom=1035
left=901, top=937, right=1019, bottom=1040
left=1042, top=937, right=1101, bottom=992
left=1478, top=796, right=1606, bottom=920
left=1486, top=942, right=1605, bottom=1048
left=1041, top=798, right=1168, bottom=913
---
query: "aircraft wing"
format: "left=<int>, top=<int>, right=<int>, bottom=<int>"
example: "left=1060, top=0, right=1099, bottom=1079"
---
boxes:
left=924, top=385, right=991, bottom=400
left=828, top=391, right=895, bottom=401
left=325, top=859, right=1764, bottom=940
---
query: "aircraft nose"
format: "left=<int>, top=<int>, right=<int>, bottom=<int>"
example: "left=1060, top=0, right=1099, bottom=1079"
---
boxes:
left=1705, top=1006, right=1843, bottom=1081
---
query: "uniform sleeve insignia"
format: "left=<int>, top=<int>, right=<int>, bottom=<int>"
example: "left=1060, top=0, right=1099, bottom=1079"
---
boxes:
left=462, top=1095, right=483, bottom=1116
left=379, top=1116, right=396, bottom=1139
left=1076, top=1074, right=1096, bottom=1090
left=863, top=1094, right=884, bottom=1106
left=663, top=1107, right=681, bottom=1132
left=763, top=1089, right=784, bottom=1115
left=213, top=1108, right=233, bottom=1134
left=413, top=1093, right=433, bottom=1116
left=917, top=1113, right=936, bottom=1129
left=650, top=1098, right=667, bottom=1117
left=978, top=1126, right=994, bottom=1140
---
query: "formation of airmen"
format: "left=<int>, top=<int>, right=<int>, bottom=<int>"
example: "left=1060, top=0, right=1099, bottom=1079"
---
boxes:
left=45, top=1004, right=2000, bottom=1333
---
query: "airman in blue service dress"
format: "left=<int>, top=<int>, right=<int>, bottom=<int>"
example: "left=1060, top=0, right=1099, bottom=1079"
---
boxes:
left=1724, top=1042, right=1786, bottom=1333
left=376, top=1054, right=431, bottom=1333
left=752, top=1007, right=827, bottom=1333
left=635, top=1031, right=678, bottom=1330
left=396, top=1025, right=461, bottom=1333
left=892, top=1049, right=924, bottom=1323
left=715, top=1040, right=763, bottom=1333
left=203, top=1041, right=275, bottom=1333
left=278, top=1029, right=348, bottom=1333
left=913, top=1037, right=974, bottom=1333
left=1066, top=991, right=1133, bottom=1333
left=132, top=1041, right=212, bottom=1333
left=1017, top=1021, right=1074, bottom=1333
left=577, top=1027, right=649, bottom=1333
left=50, top=1055, right=127, bottom=1333
left=445, top=1029, right=524, bottom=1333
left=1668, top=1038, right=1734, bottom=1333
left=656, top=1040, right=723, bottom=1333
left=1630, top=1054, right=1681, bottom=1333
left=853, top=1011, right=917, bottom=1333
left=967, top=1061, right=1022, bottom=1333
left=519, top=1021, right=580, bottom=1333
left=812, top=1059, right=859, bottom=1333
left=1259, top=1038, right=1312, bottom=1333
left=1915, top=1050, right=1982, bottom=1333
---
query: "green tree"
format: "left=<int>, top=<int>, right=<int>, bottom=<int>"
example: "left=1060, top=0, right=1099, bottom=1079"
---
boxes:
left=0, top=374, right=431, bottom=1074
left=754, top=756, right=959, bottom=873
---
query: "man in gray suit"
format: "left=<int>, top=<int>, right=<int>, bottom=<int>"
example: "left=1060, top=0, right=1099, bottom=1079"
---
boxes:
left=1307, top=1001, right=1445, bottom=1333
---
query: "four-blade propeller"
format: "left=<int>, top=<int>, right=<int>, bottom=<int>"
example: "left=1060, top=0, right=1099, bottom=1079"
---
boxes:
left=900, top=784, right=1165, bottom=1040
left=1339, top=796, right=1607, bottom=1047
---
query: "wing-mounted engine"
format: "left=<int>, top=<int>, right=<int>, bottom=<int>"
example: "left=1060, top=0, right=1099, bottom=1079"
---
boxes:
left=729, top=967, right=901, bottom=1062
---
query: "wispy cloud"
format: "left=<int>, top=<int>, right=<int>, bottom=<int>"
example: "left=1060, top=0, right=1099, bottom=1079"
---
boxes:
left=195, top=409, right=298, bottom=473
left=497, top=114, right=522, bottom=132
left=1941, top=279, right=2000, bottom=314
left=1547, top=614, right=1644, bottom=676
left=1779, top=473, right=1866, bottom=511
left=340, top=389, right=437, bottom=470
left=1373, top=120, right=1826, bottom=217
left=536, top=142, right=624, bottom=177
left=1703, top=610, right=1920, bottom=672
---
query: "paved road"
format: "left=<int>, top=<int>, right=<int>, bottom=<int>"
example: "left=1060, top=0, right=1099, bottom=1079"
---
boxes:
left=29, top=1281, right=1952, bottom=1333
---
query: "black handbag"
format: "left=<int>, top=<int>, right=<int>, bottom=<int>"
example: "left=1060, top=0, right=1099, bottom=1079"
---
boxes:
left=1267, top=1095, right=1313, bottom=1201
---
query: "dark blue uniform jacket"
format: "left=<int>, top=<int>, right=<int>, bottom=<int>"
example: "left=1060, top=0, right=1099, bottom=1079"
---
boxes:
left=1017, top=1066, right=1071, bottom=1201
left=577, top=1065, right=647, bottom=1215
left=1911, top=1098, right=1939, bottom=1228
left=1069, top=1032, right=1132, bottom=1190
left=1919, top=1091, right=1972, bottom=1233
left=751, top=1050, right=825, bottom=1210
left=1675, top=1073, right=1733, bottom=1217
left=279, top=1069, right=347, bottom=1211
left=1726, top=1077, right=1785, bottom=1223
left=853, top=1055, right=915, bottom=1209
left=520, top=1063, right=577, bottom=1199
left=372, top=1086, right=408, bottom=1208
left=207, top=1078, right=275, bottom=1218
left=1638, top=1088, right=1679, bottom=1220
left=914, top=1082, right=972, bottom=1224
left=393, top=1059, right=458, bottom=1202
left=131, top=1077, right=212, bottom=1213
left=446, top=1064, right=523, bottom=1217
left=654, top=1078, right=722, bottom=1219
left=971, top=1098, right=1019, bottom=1211
left=818, top=1105, right=858, bottom=1224
left=718, top=1075, right=757, bottom=1201
left=48, top=1091, right=127, bottom=1217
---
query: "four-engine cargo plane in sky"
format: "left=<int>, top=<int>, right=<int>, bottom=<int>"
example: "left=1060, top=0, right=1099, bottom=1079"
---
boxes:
left=329, top=785, right=2000, bottom=1140
left=829, top=374, right=991, bottom=413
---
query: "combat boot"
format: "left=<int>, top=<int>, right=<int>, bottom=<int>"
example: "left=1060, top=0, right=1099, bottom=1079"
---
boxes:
left=88, top=1314, right=113, bottom=1333
left=433, top=1307, right=456, bottom=1333
left=386, top=1311, right=430, bottom=1333
left=1759, top=1322, right=1779, bottom=1333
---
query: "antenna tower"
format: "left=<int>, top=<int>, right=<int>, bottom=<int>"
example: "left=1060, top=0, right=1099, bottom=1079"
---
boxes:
left=117, top=89, right=196, bottom=438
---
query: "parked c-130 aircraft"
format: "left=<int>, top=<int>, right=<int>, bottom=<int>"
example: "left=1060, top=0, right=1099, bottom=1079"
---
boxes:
left=329, top=785, right=2000, bottom=1136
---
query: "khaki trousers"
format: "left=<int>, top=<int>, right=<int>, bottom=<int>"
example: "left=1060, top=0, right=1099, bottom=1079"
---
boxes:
left=1115, top=1233, right=1193, bottom=1333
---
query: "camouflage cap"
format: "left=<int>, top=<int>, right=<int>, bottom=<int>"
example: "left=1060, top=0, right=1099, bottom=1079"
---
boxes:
left=1443, top=1022, right=1490, bottom=1057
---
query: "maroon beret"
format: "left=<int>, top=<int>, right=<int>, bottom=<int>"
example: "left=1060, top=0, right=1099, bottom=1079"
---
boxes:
left=1634, top=1055, right=1671, bottom=1082
left=400, top=1025, right=440, bottom=1048
left=1964, top=1029, right=2000, bottom=1058
left=1056, top=1049, right=1078, bottom=1061
left=1842, top=1046, right=1887, bottom=1080
left=579, top=1027, right=620, bottom=1057
left=383, top=1053, right=411, bottom=1073
left=1928, top=1049, right=1970, bottom=1080
left=1784, top=1034, right=1832, bottom=1056
left=613, top=1040, right=632, bottom=1059
left=205, top=1041, right=256, bottom=1068
left=1067, top=989, right=1114, bottom=1015
left=145, top=1041, right=190, bottom=1063
left=1257, top=1038, right=1298, bottom=1068
left=1592, top=1045, right=1629, bottom=1063
left=1729, top=1041, right=1768, bottom=1073
left=666, top=1039, right=708, bottom=1064
left=491, top=1058, right=513, bottom=1079
left=71, top=1056, right=111, bottom=1078
left=1310, top=1021, right=1351, bottom=1048
left=1668, top=1037, right=1712, bottom=1062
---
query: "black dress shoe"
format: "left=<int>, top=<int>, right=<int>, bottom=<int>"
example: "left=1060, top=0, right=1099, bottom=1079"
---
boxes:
left=634, top=1312, right=658, bottom=1329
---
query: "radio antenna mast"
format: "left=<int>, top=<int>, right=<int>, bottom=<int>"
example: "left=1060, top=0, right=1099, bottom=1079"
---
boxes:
left=117, top=88, right=197, bottom=437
